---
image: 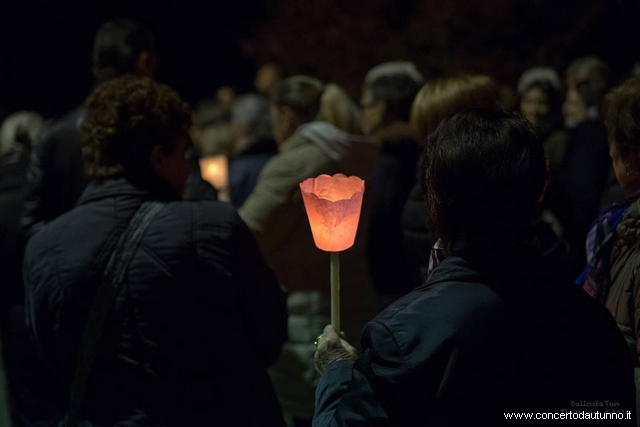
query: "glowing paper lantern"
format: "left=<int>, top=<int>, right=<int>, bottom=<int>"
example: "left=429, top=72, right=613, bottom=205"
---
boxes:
left=199, top=155, right=228, bottom=191
left=300, top=174, right=364, bottom=251
left=300, top=173, right=365, bottom=332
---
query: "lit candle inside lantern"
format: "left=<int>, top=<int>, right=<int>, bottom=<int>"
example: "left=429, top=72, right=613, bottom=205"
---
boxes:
left=199, top=155, right=228, bottom=191
left=300, top=173, right=365, bottom=333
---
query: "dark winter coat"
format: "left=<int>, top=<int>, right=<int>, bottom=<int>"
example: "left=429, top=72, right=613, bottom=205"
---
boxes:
left=24, top=178, right=287, bottom=426
left=314, top=245, right=636, bottom=426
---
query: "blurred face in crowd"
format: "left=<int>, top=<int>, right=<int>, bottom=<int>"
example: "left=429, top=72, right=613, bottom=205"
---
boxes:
left=610, top=141, right=640, bottom=193
left=520, top=86, right=550, bottom=127
left=360, top=86, right=384, bottom=135
left=562, top=87, right=588, bottom=129
left=255, top=64, right=281, bottom=96
left=270, top=104, right=297, bottom=145
left=152, top=131, right=190, bottom=196
left=216, top=86, right=236, bottom=111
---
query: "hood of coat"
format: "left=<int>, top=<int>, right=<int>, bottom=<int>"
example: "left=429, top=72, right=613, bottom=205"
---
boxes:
left=617, top=198, right=640, bottom=246
left=298, top=121, right=379, bottom=179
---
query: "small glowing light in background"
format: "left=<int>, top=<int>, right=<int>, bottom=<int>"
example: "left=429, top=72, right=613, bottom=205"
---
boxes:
left=199, top=155, right=228, bottom=191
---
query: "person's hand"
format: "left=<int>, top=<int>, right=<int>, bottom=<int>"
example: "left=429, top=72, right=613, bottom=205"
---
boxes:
left=314, top=324, right=358, bottom=374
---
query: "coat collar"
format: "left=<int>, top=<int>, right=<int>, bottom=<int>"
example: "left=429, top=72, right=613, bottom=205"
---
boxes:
left=78, top=177, right=180, bottom=206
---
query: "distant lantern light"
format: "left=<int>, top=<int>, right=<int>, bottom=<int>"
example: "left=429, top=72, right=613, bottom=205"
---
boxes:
left=199, top=155, right=228, bottom=191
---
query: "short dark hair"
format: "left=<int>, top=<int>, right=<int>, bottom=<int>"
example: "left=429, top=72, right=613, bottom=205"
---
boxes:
left=92, top=18, right=155, bottom=84
left=603, top=76, right=640, bottom=156
left=423, top=109, right=548, bottom=245
left=80, top=75, right=190, bottom=182
left=270, top=76, right=324, bottom=124
left=574, top=76, right=611, bottom=110
left=368, top=73, right=423, bottom=124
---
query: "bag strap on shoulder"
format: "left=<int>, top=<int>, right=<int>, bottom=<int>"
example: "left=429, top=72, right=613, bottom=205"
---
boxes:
left=62, top=201, right=164, bottom=427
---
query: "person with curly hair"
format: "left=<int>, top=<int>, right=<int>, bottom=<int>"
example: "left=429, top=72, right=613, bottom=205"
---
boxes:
left=23, top=75, right=288, bottom=426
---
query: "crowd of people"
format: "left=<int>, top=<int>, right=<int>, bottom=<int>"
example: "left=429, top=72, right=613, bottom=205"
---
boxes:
left=1, top=16, right=640, bottom=427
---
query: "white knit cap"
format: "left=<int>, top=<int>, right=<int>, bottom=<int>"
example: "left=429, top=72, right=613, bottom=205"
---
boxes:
left=517, top=67, right=562, bottom=94
left=364, top=61, right=424, bottom=86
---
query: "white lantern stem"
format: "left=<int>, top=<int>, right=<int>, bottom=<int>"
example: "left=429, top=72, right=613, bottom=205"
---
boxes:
left=331, top=251, right=340, bottom=333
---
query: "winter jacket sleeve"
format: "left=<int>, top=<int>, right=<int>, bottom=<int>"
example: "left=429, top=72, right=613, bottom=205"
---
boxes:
left=313, top=321, right=407, bottom=427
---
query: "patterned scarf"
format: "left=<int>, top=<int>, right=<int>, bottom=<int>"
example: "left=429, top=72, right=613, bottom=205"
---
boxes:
left=576, top=191, right=640, bottom=303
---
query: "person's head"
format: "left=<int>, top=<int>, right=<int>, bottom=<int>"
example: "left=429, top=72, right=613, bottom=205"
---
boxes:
left=255, top=62, right=282, bottom=96
left=410, top=74, right=499, bottom=143
left=562, top=77, right=612, bottom=128
left=517, top=67, right=563, bottom=129
left=565, top=55, right=611, bottom=90
left=270, top=75, right=324, bottom=144
left=0, top=111, right=45, bottom=157
left=80, top=75, right=191, bottom=196
left=231, top=93, right=273, bottom=153
left=423, top=109, right=548, bottom=246
left=602, top=76, right=640, bottom=193
left=316, top=83, right=362, bottom=135
left=216, top=86, right=236, bottom=112
left=519, top=81, right=563, bottom=129
left=92, top=18, right=157, bottom=84
left=562, top=56, right=613, bottom=128
left=361, top=61, right=424, bottom=135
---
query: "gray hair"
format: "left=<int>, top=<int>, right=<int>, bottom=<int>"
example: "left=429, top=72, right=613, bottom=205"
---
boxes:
left=0, top=111, right=45, bottom=156
left=364, top=61, right=424, bottom=124
left=271, top=75, right=325, bottom=123
left=364, top=61, right=424, bottom=87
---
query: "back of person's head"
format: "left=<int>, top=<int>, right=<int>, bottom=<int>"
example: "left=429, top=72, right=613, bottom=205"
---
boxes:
left=92, top=18, right=156, bottom=84
left=411, top=74, right=499, bottom=143
left=603, top=76, right=640, bottom=156
left=270, top=75, right=324, bottom=124
left=362, top=61, right=424, bottom=125
left=316, top=83, right=362, bottom=135
left=231, top=93, right=273, bottom=153
left=565, top=55, right=611, bottom=89
left=423, top=109, right=548, bottom=245
left=0, top=111, right=45, bottom=157
left=573, top=75, right=612, bottom=111
left=255, top=62, right=283, bottom=96
left=80, top=75, right=190, bottom=184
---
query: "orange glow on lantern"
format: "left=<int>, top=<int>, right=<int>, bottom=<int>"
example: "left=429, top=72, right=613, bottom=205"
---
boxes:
left=300, top=174, right=365, bottom=252
left=199, top=155, right=228, bottom=191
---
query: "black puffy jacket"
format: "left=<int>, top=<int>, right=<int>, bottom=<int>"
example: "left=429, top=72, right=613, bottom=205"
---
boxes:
left=24, top=178, right=287, bottom=426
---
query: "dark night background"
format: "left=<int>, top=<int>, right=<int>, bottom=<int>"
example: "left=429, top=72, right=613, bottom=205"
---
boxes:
left=1, top=0, right=639, bottom=120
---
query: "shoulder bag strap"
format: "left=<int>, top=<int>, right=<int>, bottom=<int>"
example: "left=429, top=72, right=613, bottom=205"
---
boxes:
left=62, top=201, right=165, bottom=427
